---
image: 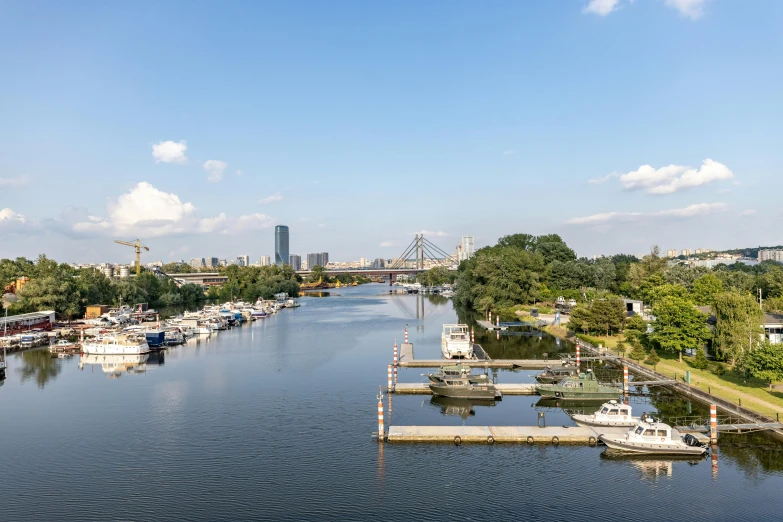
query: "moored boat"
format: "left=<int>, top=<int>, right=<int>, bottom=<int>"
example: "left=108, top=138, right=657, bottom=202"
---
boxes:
left=569, top=400, right=639, bottom=428
left=535, top=365, right=579, bottom=384
left=81, top=334, right=150, bottom=355
left=428, top=370, right=501, bottom=400
left=441, top=324, right=473, bottom=359
left=536, top=370, right=622, bottom=400
left=599, top=416, right=708, bottom=456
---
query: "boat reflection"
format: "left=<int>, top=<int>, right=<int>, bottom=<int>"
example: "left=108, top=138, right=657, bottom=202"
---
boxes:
left=429, top=396, right=498, bottom=420
left=78, top=353, right=150, bottom=378
left=600, top=451, right=705, bottom=480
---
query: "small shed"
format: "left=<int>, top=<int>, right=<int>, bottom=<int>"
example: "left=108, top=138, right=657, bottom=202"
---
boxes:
left=763, top=313, right=783, bottom=345
left=623, top=299, right=644, bottom=316
left=85, top=305, right=109, bottom=319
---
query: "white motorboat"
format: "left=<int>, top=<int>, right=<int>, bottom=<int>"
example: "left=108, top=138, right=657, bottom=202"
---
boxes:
left=441, top=324, right=473, bottom=359
left=599, top=416, right=708, bottom=455
left=570, top=400, right=639, bottom=428
left=81, top=334, right=150, bottom=355
left=49, top=339, right=78, bottom=353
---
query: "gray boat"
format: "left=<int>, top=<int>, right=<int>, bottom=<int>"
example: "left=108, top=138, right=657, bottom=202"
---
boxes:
left=428, top=370, right=502, bottom=400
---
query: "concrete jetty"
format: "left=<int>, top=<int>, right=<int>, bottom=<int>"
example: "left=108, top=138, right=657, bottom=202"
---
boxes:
left=393, top=383, right=538, bottom=395
left=386, top=425, right=604, bottom=444
left=399, top=359, right=552, bottom=369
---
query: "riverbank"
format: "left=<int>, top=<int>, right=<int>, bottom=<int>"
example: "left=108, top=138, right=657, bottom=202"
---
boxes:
left=540, top=324, right=783, bottom=419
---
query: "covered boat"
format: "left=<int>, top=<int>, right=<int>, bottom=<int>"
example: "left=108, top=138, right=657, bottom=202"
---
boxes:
left=569, top=400, right=638, bottom=428
left=428, top=371, right=501, bottom=400
left=536, top=370, right=622, bottom=400
left=599, top=416, right=708, bottom=456
left=535, top=365, right=579, bottom=384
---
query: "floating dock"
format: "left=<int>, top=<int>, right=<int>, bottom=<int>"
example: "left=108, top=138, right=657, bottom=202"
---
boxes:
left=399, top=359, right=552, bottom=369
left=393, top=383, right=538, bottom=395
left=386, top=425, right=603, bottom=444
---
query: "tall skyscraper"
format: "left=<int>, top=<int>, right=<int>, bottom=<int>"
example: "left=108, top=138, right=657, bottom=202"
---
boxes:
left=288, top=254, right=302, bottom=271
left=275, top=225, right=290, bottom=265
left=259, top=255, right=271, bottom=266
left=306, top=252, right=330, bottom=269
left=459, top=236, right=474, bottom=262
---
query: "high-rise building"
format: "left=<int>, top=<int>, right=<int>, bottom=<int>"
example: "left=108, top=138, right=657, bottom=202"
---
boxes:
left=666, top=249, right=678, bottom=258
left=372, top=258, right=386, bottom=269
left=321, top=252, right=329, bottom=267
left=681, top=249, right=692, bottom=257
left=759, top=249, right=783, bottom=262
left=275, top=225, right=290, bottom=265
left=259, top=255, right=271, bottom=266
left=359, top=257, right=370, bottom=268
left=189, top=258, right=206, bottom=270
left=459, top=236, right=474, bottom=262
left=208, top=257, right=219, bottom=268
left=237, top=255, right=250, bottom=267
left=288, top=254, right=302, bottom=271
left=307, top=252, right=329, bottom=269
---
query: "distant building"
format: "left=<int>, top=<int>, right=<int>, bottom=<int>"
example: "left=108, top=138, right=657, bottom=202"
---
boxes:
left=236, top=255, right=250, bottom=267
left=289, top=254, right=302, bottom=271
left=189, top=258, right=206, bottom=270
left=372, top=258, right=386, bottom=269
left=259, top=255, right=271, bottom=266
left=275, top=225, right=290, bottom=266
left=759, top=249, right=783, bottom=263
left=100, top=263, right=114, bottom=279
left=307, top=252, right=329, bottom=269
left=359, top=257, right=370, bottom=268
left=666, top=249, right=678, bottom=258
left=118, top=266, right=130, bottom=279
left=681, top=249, right=692, bottom=257
left=207, top=257, right=219, bottom=268
left=460, top=236, right=474, bottom=262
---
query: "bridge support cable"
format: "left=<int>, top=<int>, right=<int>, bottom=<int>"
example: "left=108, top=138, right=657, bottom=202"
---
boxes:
left=390, top=237, right=419, bottom=270
left=422, top=238, right=457, bottom=266
left=421, top=244, right=450, bottom=268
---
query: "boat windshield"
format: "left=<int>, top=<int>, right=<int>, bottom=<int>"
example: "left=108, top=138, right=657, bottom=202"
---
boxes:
left=607, top=409, right=619, bottom=416
left=600, top=407, right=609, bottom=414
left=635, top=426, right=644, bottom=435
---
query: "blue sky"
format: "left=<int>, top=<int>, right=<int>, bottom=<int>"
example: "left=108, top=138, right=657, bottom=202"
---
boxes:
left=1, top=0, right=781, bottom=263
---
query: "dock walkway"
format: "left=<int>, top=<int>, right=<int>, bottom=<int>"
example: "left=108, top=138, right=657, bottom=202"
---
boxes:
left=393, top=383, right=537, bottom=395
left=386, top=425, right=603, bottom=444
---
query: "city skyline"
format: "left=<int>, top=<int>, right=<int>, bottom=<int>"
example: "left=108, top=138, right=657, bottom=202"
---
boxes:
left=2, top=1, right=782, bottom=262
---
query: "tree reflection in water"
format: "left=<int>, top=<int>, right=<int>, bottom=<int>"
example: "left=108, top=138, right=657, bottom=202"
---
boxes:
left=18, top=349, right=62, bottom=389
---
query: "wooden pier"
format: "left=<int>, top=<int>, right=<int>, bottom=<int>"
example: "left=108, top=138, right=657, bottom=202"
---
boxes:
left=393, top=383, right=538, bottom=395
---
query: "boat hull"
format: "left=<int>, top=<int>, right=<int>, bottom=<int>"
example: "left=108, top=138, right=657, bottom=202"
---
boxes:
left=81, top=342, right=149, bottom=355
left=571, top=414, right=638, bottom=428
left=599, top=435, right=707, bottom=455
left=537, top=388, right=621, bottom=400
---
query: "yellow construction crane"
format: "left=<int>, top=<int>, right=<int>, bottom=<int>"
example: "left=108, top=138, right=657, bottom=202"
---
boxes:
left=114, top=239, right=149, bottom=276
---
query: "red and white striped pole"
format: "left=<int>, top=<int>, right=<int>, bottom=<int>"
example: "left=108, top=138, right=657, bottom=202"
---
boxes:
left=156, top=313, right=160, bottom=329
left=393, top=340, right=398, bottom=367
left=496, top=315, right=500, bottom=327
left=576, top=345, right=581, bottom=370
left=394, top=363, right=398, bottom=385
left=387, top=364, right=393, bottom=392
left=377, top=389, right=385, bottom=442
left=623, top=366, right=629, bottom=394
left=404, top=326, right=408, bottom=344
left=709, top=404, right=718, bottom=445
left=489, top=311, right=492, bottom=323
left=471, top=328, right=475, bottom=345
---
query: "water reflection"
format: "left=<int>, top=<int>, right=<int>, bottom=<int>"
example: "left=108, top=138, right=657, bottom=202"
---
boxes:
left=600, top=451, right=705, bottom=481
left=430, top=396, right=499, bottom=420
left=18, top=349, right=62, bottom=389
left=78, top=353, right=150, bottom=377
left=301, top=291, right=331, bottom=298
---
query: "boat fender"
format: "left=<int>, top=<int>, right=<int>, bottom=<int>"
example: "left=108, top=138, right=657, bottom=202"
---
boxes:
left=454, top=436, right=462, bottom=446
left=487, top=436, right=495, bottom=445
left=526, top=436, right=534, bottom=445
left=552, top=436, right=560, bottom=446
left=588, top=436, right=597, bottom=446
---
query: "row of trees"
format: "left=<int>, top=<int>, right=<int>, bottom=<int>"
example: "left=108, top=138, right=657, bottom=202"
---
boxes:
left=206, top=264, right=301, bottom=303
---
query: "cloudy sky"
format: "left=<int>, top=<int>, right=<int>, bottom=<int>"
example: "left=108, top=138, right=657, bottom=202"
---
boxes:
left=1, top=0, right=781, bottom=263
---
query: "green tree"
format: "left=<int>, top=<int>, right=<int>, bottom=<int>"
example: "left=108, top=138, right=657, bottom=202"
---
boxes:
left=592, top=258, right=617, bottom=291
left=624, top=314, right=648, bottom=345
left=134, top=272, right=162, bottom=306
left=692, top=348, right=709, bottom=370
left=712, top=292, right=763, bottom=368
left=645, top=347, right=660, bottom=370
left=568, top=306, right=592, bottom=335
left=744, top=340, right=783, bottom=389
left=693, top=273, right=724, bottom=306
left=629, top=342, right=646, bottom=361
left=589, top=296, right=626, bottom=336
left=649, top=295, right=711, bottom=363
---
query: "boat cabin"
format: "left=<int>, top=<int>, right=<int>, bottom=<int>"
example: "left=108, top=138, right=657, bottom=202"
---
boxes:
left=631, top=418, right=673, bottom=442
left=597, top=400, right=632, bottom=419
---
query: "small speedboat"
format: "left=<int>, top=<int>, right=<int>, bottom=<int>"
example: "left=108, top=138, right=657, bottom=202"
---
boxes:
left=599, top=416, right=708, bottom=456
left=49, top=339, right=78, bottom=353
left=570, top=400, right=639, bottom=428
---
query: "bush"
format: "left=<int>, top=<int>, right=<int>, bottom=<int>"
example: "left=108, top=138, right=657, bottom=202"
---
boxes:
left=575, top=333, right=603, bottom=346
left=712, top=364, right=726, bottom=376
left=629, top=342, right=646, bottom=361
left=645, top=347, right=660, bottom=369
left=692, top=349, right=708, bottom=370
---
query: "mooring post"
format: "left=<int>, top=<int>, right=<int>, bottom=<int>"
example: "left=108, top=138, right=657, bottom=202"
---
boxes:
left=709, top=404, right=718, bottom=445
left=387, top=364, right=393, bottom=392
left=377, top=387, right=385, bottom=443
left=404, top=326, right=408, bottom=345
left=394, top=361, right=398, bottom=386
left=471, top=328, right=475, bottom=345
left=623, top=365, right=629, bottom=395
left=496, top=315, right=499, bottom=327
left=576, top=345, right=581, bottom=370
left=393, top=340, right=397, bottom=367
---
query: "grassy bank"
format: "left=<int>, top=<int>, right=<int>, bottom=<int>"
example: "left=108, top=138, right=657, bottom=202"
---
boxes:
left=541, top=324, right=783, bottom=418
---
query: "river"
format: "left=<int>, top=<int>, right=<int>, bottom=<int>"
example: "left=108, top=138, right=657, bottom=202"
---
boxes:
left=1, top=284, right=782, bottom=521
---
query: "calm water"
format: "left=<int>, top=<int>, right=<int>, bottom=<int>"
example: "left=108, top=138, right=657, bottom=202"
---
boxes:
left=2, top=285, right=783, bottom=521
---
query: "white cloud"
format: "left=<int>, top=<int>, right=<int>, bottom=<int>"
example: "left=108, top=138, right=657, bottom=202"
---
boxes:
left=152, top=140, right=188, bottom=164
left=739, top=209, right=757, bottom=216
left=316, top=223, right=327, bottom=229
left=503, top=150, right=515, bottom=156
left=259, top=193, right=283, bottom=204
left=380, top=241, right=394, bottom=247
left=618, top=159, right=733, bottom=195
left=665, top=0, right=706, bottom=19
left=235, top=170, right=244, bottom=176
left=0, top=176, right=29, bottom=188
left=588, top=173, right=618, bottom=184
left=567, top=202, right=726, bottom=225
left=411, top=230, right=449, bottom=237
left=70, top=182, right=274, bottom=237
left=203, top=160, right=228, bottom=182
left=0, top=208, right=26, bottom=225
left=583, top=0, right=620, bottom=16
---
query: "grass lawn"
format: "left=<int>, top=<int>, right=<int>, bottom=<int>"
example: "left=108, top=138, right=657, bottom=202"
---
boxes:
left=634, top=351, right=783, bottom=417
